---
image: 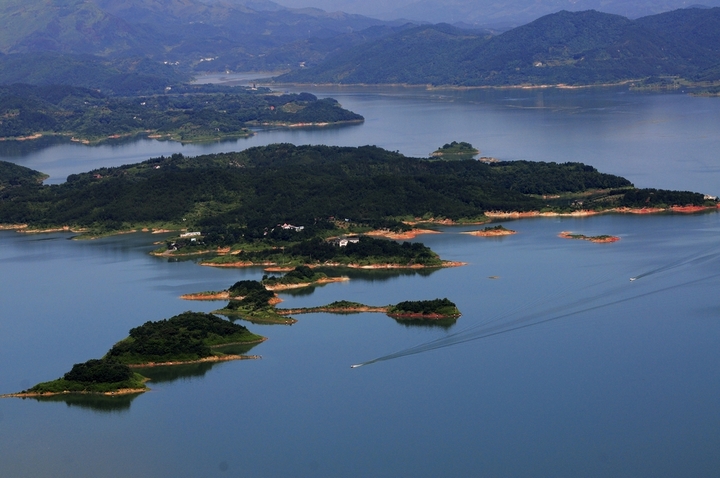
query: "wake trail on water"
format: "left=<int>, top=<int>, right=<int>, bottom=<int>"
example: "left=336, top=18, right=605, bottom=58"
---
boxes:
left=630, top=249, right=720, bottom=281
left=351, top=250, right=720, bottom=368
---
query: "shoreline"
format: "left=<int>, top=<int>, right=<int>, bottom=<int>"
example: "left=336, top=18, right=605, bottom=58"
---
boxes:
left=462, top=229, right=516, bottom=237
left=264, top=276, right=349, bottom=290
left=2, top=388, right=148, bottom=398
left=200, top=260, right=465, bottom=269
left=365, top=228, right=440, bottom=240
left=127, top=352, right=263, bottom=368
left=276, top=305, right=459, bottom=319
left=268, top=79, right=641, bottom=92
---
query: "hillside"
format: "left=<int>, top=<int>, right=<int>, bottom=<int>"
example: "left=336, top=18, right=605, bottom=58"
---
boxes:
left=276, top=8, right=720, bottom=86
left=0, top=0, right=394, bottom=75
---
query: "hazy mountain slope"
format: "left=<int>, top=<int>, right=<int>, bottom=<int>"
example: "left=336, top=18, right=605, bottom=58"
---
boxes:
left=0, top=53, right=188, bottom=94
left=277, top=8, right=720, bottom=86
left=387, top=0, right=720, bottom=24
left=0, top=0, right=392, bottom=67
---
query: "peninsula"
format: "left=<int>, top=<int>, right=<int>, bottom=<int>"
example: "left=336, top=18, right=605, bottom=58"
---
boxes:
left=3, top=312, right=265, bottom=398
left=0, top=85, right=363, bottom=144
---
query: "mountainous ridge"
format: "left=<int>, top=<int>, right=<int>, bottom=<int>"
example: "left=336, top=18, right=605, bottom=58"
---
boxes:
left=276, top=8, right=720, bottom=86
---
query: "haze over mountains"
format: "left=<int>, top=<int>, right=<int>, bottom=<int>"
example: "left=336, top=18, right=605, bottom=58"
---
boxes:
left=278, top=8, right=720, bottom=86
left=272, top=0, right=720, bottom=26
left=1, top=0, right=720, bottom=91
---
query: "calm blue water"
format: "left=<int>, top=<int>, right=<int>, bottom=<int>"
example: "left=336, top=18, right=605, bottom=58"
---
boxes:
left=2, top=85, right=719, bottom=195
left=1, top=87, right=720, bottom=477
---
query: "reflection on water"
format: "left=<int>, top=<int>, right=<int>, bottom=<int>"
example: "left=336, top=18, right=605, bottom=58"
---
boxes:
left=28, top=392, right=140, bottom=413
left=139, top=343, right=260, bottom=384
left=392, top=317, right=458, bottom=330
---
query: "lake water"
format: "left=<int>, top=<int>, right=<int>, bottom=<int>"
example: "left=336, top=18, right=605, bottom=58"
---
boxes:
left=1, top=85, right=720, bottom=477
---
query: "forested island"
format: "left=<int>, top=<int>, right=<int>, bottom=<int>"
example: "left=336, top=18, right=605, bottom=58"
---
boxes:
left=3, top=312, right=265, bottom=397
left=0, top=84, right=362, bottom=143
left=0, top=144, right=715, bottom=268
left=431, top=142, right=479, bottom=159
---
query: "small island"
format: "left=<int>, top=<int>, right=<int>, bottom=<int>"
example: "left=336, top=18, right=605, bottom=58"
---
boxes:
left=3, top=312, right=265, bottom=398
left=463, top=224, right=517, bottom=237
left=558, top=231, right=620, bottom=243
left=277, top=298, right=461, bottom=320
left=431, top=141, right=480, bottom=159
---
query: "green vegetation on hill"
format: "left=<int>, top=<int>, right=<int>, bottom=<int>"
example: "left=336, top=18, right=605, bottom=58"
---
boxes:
left=25, top=359, right=146, bottom=394
left=1, top=144, right=711, bottom=244
left=0, top=85, right=362, bottom=142
left=387, top=298, right=461, bottom=318
left=277, top=8, right=720, bottom=87
left=431, top=141, right=479, bottom=158
left=105, top=312, right=264, bottom=364
left=0, top=161, right=48, bottom=190
left=10, top=311, right=265, bottom=396
left=206, top=236, right=443, bottom=267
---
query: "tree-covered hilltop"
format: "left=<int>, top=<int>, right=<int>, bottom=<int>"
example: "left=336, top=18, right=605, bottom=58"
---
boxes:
left=106, top=312, right=265, bottom=364
left=387, top=298, right=461, bottom=318
left=276, top=8, right=720, bottom=87
left=0, top=84, right=363, bottom=143
left=431, top=141, right=479, bottom=158
left=21, top=358, right=147, bottom=395
left=5, top=311, right=265, bottom=397
left=0, top=161, right=48, bottom=191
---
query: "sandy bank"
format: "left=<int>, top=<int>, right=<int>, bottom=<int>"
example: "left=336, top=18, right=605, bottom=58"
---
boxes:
left=181, top=291, right=232, bottom=301
left=366, top=228, right=440, bottom=240
left=264, top=276, right=349, bottom=291
left=128, top=352, right=263, bottom=368
left=2, top=388, right=147, bottom=398
left=462, top=229, right=516, bottom=237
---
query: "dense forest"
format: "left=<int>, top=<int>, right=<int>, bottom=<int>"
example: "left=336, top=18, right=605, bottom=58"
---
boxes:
left=106, top=312, right=264, bottom=364
left=0, top=85, right=362, bottom=142
left=206, top=236, right=443, bottom=267
left=14, top=311, right=264, bottom=395
left=0, top=144, right=711, bottom=243
left=23, top=357, right=147, bottom=395
left=387, top=298, right=461, bottom=317
left=277, top=8, right=720, bottom=87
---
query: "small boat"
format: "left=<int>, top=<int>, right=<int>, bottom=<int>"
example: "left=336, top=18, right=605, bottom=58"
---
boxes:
left=630, top=277, right=637, bottom=281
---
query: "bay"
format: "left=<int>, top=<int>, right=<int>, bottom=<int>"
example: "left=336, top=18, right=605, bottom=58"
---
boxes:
left=1, top=85, right=720, bottom=477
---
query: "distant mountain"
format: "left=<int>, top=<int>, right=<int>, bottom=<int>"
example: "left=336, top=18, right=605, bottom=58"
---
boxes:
left=0, top=0, right=394, bottom=71
left=276, top=8, right=720, bottom=86
left=0, top=52, right=188, bottom=95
